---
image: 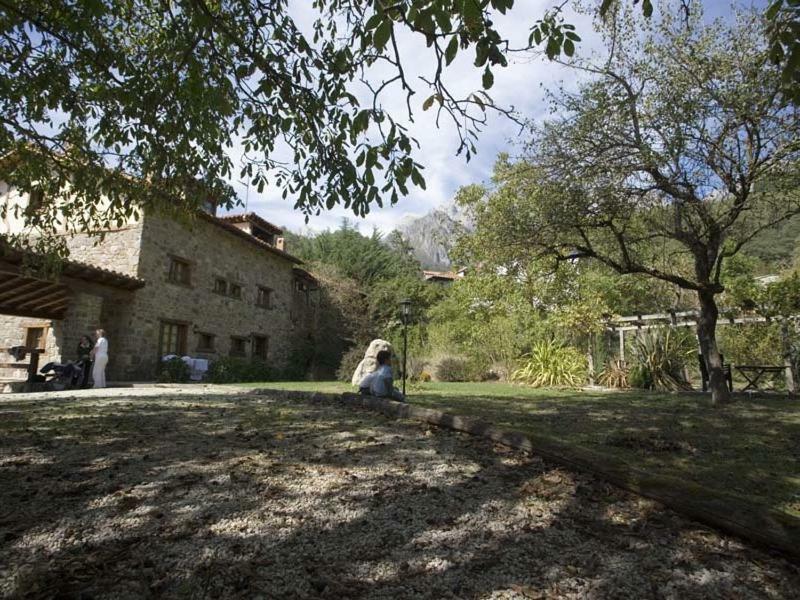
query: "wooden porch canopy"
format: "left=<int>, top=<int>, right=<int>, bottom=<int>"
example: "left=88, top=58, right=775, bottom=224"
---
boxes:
left=0, top=246, right=145, bottom=320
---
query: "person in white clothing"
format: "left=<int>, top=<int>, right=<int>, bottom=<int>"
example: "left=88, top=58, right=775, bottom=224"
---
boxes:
left=90, top=329, right=109, bottom=389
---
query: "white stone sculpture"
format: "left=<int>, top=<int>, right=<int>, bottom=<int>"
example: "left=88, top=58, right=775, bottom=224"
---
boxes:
left=351, top=339, right=393, bottom=386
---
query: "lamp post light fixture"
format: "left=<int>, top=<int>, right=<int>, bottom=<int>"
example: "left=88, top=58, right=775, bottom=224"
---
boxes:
left=399, top=298, right=412, bottom=396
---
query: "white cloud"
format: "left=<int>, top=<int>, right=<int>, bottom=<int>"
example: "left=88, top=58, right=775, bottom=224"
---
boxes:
left=220, top=0, right=742, bottom=235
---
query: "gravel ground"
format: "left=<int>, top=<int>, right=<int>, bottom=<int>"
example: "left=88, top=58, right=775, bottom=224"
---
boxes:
left=0, top=390, right=798, bottom=599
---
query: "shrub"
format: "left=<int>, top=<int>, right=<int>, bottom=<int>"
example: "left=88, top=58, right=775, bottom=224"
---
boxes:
left=718, top=323, right=783, bottom=368
left=598, top=359, right=629, bottom=389
left=629, top=329, right=694, bottom=391
left=511, top=340, right=587, bottom=388
left=435, top=356, right=470, bottom=382
left=407, top=354, right=429, bottom=382
left=206, top=357, right=273, bottom=383
left=418, top=370, right=432, bottom=382
left=157, top=357, right=190, bottom=383
left=335, top=345, right=365, bottom=383
left=627, top=364, right=653, bottom=390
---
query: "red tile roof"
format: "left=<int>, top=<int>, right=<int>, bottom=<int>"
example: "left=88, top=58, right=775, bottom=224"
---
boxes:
left=216, top=212, right=283, bottom=235
left=198, top=212, right=301, bottom=264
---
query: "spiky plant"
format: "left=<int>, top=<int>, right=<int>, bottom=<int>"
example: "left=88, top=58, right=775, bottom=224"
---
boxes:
left=629, top=329, right=694, bottom=391
left=598, top=359, right=629, bottom=389
left=512, top=339, right=587, bottom=388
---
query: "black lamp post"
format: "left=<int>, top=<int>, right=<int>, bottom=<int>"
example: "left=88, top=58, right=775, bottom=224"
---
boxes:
left=399, top=298, right=411, bottom=396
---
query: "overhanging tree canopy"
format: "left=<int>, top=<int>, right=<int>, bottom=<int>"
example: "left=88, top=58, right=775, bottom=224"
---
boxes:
left=5, top=0, right=787, bottom=251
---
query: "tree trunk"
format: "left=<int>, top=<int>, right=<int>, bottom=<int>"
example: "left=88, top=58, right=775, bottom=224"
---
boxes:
left=696, top=291, right=730, bottom=405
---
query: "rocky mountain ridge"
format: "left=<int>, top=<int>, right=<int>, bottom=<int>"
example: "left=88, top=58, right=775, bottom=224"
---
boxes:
left=396, top=203, right=472, bottom=269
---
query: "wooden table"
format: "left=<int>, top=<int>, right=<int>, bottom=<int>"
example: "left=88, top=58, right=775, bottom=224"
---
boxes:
left=735, top=365, right=785, bottom=391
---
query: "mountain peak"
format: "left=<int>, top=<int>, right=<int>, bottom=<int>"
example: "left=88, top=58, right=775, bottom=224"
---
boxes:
left=396, top=202, right=472, bottom=269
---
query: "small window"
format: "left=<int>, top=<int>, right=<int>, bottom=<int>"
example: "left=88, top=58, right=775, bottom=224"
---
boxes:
left=159, top=321, right=188, bottom=356
left=229, top=284, right=242, bottom=300
left=25, top=327, right=46, bottom=350
left=252, top=335, right=268, bottom=360
left=256, top=286, right=273, bottom=309
left=230, top=336, right=247, bottom=357
left=213, top=278, right=227, bottom=295
left=197, top=332, right=215, bottom=352
left=168, top=257, right=191, bottom=286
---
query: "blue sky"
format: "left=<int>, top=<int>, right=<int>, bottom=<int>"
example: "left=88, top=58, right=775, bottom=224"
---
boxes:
left=221, top=1, right=763, bottom=235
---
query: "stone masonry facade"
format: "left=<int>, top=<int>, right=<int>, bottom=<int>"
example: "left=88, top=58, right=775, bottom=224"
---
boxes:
left=1, top=206, right=316, bottom=381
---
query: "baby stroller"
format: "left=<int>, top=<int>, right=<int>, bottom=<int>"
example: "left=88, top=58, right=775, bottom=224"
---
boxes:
left=39, top=360, right=87, bottom=390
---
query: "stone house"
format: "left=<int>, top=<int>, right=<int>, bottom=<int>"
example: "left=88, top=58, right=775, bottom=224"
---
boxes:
left=0, top=183, right=317, bottom=381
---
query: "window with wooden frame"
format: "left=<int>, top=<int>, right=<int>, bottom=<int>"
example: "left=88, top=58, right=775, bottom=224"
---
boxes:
left=196, top=332, right=215, bottom=352
left=159, top=321, right=188, bottom=356
left=25, top=326, right=46, bottom=350
left=229, top=283, right=242, bottom=300
left=167, top=256, right=191, bottom=286
left=256, top=286, right=273, bottom=309
left=252, top=335, right=268, bottom=361
left=230, top=336, right=247, bottom=357
left=213, top=278, right=227, bottom=295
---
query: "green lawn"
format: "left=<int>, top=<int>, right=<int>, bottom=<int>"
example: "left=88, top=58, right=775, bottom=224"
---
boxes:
left=243, top=380, right=800, bottom=519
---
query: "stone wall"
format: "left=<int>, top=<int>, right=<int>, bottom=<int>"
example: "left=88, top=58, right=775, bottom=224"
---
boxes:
left=112, top=213, right=303, bottom=380
left=0, top=206, right=311, bottom=381
left=63, top=225, right=144, bottom=277
left=0, top=280, right=133, bottom=381
left=0, top=315, right=59, bottom=379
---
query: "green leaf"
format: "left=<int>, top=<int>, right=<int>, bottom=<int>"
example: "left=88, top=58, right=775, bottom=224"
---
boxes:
left=365, top=13, right=383, bottom=30
left=374, top=20, right=392, bottom=51
left=411, top=167, right=426, bottom=189
left=462, top=0, right=482, bottom=30
left=564, top=39, right=575, bottom=57
left=546, top=37, right=560, bottom=59
left=445, top=35, right=459, bottom=66
left=353, top=110, right=370, bottom=134
left=482, top=66, right=494, bottom=89
left=422, top=94, right=436, bottom=111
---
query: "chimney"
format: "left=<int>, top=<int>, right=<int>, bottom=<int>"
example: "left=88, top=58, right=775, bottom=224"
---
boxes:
left=276, top=237, right=285, bottom=251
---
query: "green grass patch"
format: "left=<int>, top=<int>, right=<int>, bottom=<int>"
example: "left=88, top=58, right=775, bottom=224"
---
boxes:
left=245, top=380, right=800, bottom=518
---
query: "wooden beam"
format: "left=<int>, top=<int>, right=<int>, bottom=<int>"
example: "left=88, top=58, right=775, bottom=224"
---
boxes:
left=0, top=269, right=25, bottom=278
left=0, top=304, right=64, bottom=320
left=27, top=294, right=71, bottom=311
left=18, top=288, right=69, bottom=311
left=0, top=280, right=43, bottom=302
left=0, top=275, right=24, bottom=294
left=6, top=283, right=64, bottom=307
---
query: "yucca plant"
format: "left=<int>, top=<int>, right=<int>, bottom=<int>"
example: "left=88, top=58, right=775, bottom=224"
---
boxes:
left=629, top=329, right=694, bottom=391
left=598, top=359, right=629, bottom=389
left=512, top=339, right=587, bottom=388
